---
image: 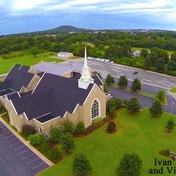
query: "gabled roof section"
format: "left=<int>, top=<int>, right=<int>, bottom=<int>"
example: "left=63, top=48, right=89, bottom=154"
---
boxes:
left=12, top=89, right=51, bottom=120
left=33, top=73, right=93, bottom=117
left=7, top=92, right=20, bottom=100
left=5, top=65, right=34, bottom=91
left=0, top=80, right=12, bottom=90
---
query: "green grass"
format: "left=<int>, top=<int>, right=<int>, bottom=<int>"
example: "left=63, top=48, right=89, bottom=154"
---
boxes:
left=169, top=87, right=176, bottom=93
left=38, top=108, right=176, bottom=176
left=0, top=52, right=63, bottom=74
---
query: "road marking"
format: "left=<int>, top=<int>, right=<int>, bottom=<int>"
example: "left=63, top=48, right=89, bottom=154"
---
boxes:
left=14, top=145, right=25, bottom=151
left=10, top=141, right=21, bottom=146
left=6, top=137, right=18, bottom=143
left=32, top=162, right=46, bottom=170
left=22, top=153, right=35, bottom=159
left=27, top=158, right=39, bottom=164
left=17, top=149, right=29, bottom=155
left=3, top=134, right=14, bottom=139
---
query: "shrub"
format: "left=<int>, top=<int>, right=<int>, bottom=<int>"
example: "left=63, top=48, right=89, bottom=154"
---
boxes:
left=62, top=120, right=74, bottom=134
left=159, top=149, right=170, bottom=156
left=106, top=121, right=116, bottom=133
left=75, top=122, right=86, bottom=134
left=49, top=127, right=62, bottom=143
left=47, top=148, right=62, bottom=163
left=92, top=118, right=103, bottom=126
left=28, top=134, right=43, bottom=147
left=22, top=124, right=36, bottom=137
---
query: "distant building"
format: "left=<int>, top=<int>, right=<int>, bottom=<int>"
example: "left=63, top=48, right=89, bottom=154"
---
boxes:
left=133, top=50, right=141, bottom=57
left=57, top=52, right=73, bottom=58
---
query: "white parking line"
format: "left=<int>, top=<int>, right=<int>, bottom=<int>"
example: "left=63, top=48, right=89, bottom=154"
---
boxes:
left=32, top=162, right=45, bottom=170
left=14, top=145, right=25, bottom=151
left=22, top=153, right=34, bottom=159
left=6, top=137, right=18, bottom=143
left=3, top=134, right=14, bottom=139
left=17, top=149, right=29, bottom=155
left=27, top=158, right=39, bottom=165
left=10, top=141, right=21, bottom=146
left=2, top=131, right=11, bottom=135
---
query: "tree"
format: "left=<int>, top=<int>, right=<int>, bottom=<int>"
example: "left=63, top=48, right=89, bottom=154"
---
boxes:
left=49, top=127, right=62, bottom=143
left=72, top=153, right=92, bottom=176
left=149, top=99, right=163, bottom=116
left=155, top=58, right=165, bottom=71
left=31, top=47, right=40, bottom=58
left=144, top=57, right=151, bottom=69
left=148, top=51, right=158, bottom=67
left=115, top=98, right=123, bottom=109
left=75, top=122, right=86, bottom=134
left=117, top=153, right=143, bottom=176
left=140, top=48, right=148, bottom=58
left=167, top=60, right=176, bottom=71
left=165, top=118, right=176, bottom=132
left=118, top=76, right=128, bottom=88
left=62, top=120, right=74, bottom=134
left=156, top=89, right=165, bottom=103
left=103, top=82, right=108, bottom=93
left=127, top=97, right=141, bottom=113
left=105, top=74, right=114, bottom=85
left=131, top=79, right=141, bottom=92
left=61, top=133, right=75, bottom=154
left=170, top=52, right=176, bottom=62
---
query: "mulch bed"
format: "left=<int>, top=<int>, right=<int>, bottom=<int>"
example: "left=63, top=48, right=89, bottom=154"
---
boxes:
left=74, top=115, right=116, bottom=137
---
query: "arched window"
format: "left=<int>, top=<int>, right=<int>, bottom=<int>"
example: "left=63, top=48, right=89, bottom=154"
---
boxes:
left=91, top=100, right=99, bottom=119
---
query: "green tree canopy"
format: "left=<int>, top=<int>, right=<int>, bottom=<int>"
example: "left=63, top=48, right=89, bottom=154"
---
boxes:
left=156, top=89, right=166, bottom=103
left=165, top=118, right=176, bottom=132
left=118, top=75, right=128, bottom=88
left=72, top=153, right=92, bottom=176
left=117, top=153, right=143, bottom=176
left=149, top=99, right=163, bottom=116
left=61, top=133, right=75, bottom=154
left=131, top=79, right=141, bottom=92
left=49, top=127, right=62, bottom=143
left=155, top=58, right=165, bottom=71
left=140, top=48, right=148, bottom=58
left=105, top=73, right=114, bottom=85
left=127, top=97, right=141, bottom=113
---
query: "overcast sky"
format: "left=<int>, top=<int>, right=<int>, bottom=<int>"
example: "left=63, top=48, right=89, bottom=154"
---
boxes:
left=1, top=0, right=176, bottom=35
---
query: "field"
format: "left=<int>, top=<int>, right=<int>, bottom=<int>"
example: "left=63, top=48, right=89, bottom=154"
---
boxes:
left=0, top=52, right=63, bottom=74
left=38, top=108, right=176, bottom=176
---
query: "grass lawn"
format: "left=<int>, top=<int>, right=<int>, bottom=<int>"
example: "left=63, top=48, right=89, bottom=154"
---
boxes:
left=169, top=87, right=176, bottom=93
left=38, top=108, right=176, bottom=176
left=0, top=52, right=63, bottom=74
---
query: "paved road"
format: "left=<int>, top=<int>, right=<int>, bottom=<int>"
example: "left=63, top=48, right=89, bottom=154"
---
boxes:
left=0, top=120, right=49, bottom=176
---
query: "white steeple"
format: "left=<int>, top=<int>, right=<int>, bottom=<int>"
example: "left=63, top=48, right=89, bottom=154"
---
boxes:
left=78, top=44, right=94, bottom=89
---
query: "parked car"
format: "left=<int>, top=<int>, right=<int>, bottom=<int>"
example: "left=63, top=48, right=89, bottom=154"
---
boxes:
left=133, top=71, right=138, bottom=75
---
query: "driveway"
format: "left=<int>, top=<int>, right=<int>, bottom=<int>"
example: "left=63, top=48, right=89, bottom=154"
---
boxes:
left=108, top=86, right=176, bottom=115
left=0, top=120, right=49, bottom=176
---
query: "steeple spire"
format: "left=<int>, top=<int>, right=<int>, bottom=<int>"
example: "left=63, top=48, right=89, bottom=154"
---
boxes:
left=78, top=43, right=94, bottom=89
left=84, top=44, right=88, bottom=68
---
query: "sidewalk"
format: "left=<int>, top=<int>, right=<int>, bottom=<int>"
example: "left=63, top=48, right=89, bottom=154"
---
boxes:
left=0, top=115, right=54, bottom=167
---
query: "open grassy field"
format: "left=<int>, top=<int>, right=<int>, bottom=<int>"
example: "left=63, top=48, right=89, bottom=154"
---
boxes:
left=0, top=52, right=63, bottom=74
left=38, top=108, right=176, bottom=176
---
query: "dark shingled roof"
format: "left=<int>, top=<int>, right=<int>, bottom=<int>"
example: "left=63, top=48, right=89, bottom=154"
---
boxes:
left=7, top=92, right=20, bottom=100
left=19, top=65, right=30, bottom=72
left=0, top=89, right=16, bottom=96
left=12, top=89, right=51, bottom=120
left=12, top=73, right=94, bottom=121
left=36, top=113, right=55, bottom=123
left=5, top=66, right=34, bottom=91
left=0, top=80, right=12, bottom=90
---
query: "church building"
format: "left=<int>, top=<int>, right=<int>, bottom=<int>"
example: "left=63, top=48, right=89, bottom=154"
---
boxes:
left=0, top=46, right=107, bottom=134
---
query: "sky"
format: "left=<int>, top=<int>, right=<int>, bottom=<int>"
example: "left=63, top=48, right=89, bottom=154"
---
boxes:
left=1, top=0, right=176, bottom=35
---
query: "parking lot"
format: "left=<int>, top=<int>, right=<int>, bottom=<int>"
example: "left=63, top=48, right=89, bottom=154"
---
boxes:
left=0, top=120, right=49, bottom=176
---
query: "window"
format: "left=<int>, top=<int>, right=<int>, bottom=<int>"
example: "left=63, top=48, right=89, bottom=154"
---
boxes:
left=91, top=100, right=99, bottom=119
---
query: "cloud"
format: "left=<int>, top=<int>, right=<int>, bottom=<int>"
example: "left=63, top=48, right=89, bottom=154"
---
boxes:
left=1, top=0, right=176, bottom=34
